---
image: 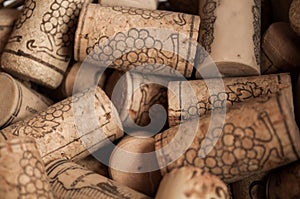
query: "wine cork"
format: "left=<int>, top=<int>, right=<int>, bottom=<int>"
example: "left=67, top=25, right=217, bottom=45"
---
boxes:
left=231, top=172, right=269, bottom=199
left=109, top=136, right=162, bottom=196
left=99, top=0, right=158, bottom=10
left=155, top=167, right=230, bottom=199
left=76, top=155, right=109, bottom=177
left=75, top=4, right=200, bottom=78
left=266, top=161, right=300, bottom=199
left=0, top=137, right=54, bottom=199
left=155, top=92, right=300, bottom=183
left=46, top=159, right=151, bottom=199
left=0, top=8, right=19, bottom=54
left=0, top=87, right=123, bottom=164
left=168, top=73, right=293, bottom=127
left=271, top=0, right=292, bottom=22
left=1, top=0, right=91, bottom=89
left=164, top=0, right=199, bottom=15
left=62, top=62, right=110, bottom=97
left=290, top=0, right=300, bottom=36
left=261, top=22, right=300, bottom=74
left=0, top=72, right=52, bottom=129
left=106, top=71, right=175, bottom=128
left=197, top=0, right=261, bottom=77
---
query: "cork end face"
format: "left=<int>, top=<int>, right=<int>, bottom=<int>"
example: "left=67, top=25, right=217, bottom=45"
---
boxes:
left=0, top=72, right=20, bottom=128
left=1, top=52, right=64, bottom=89
left=290, top=0, right=300, bottom=36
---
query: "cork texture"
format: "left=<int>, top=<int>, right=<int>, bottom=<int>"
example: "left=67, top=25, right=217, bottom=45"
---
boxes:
left=155, top=167, right=230, bottom=199
left=46, top=159, right=151, bottom=199
left=155, top=93, right=300, bottom=183
left=290, top=0, right=300, bottom=36
left=0, top=87, right=123, bottom=164
left=74, top=4, right=200, bottom=78
left=261, top=22, right=300, bottom=74
left=1, top=0, right=90, bottom=88
left=197, top=0, right=260, bottom=77
left=168, top=73, right=293, bottom=127
left=99, top=0, right=158, bottom=10
left=0, top=137, right=54, bottom=199
left=0, top=72, right=52, bottom=128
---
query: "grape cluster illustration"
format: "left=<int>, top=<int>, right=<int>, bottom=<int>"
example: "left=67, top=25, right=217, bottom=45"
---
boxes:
left=87, top=28, right=177, bottom=73
left=18, top=151, right=51, bottom=199
left=15, top=0, right=36, bottom=29
left=41, top=0, right=82, bottom=56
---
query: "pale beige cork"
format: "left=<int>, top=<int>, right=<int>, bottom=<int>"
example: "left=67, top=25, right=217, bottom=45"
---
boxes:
left=155, top=167, right=230, bottom=199
left=99, top=0, right=158, bottom=10
left=155, top=92, right=300, bottom=183
left=0, top=87, right=123, bottom=164
left=46, top=159, right=152, bottom=199
left=109, top=136, right=162, bottom=196
left=168, top=73, right=293, bottom=127
left=0, top=137, right=54, bottom=199
left=261, top=22, right=300, bottom=74
left=266, top=161, right=300, bottom=199
left=75, top=155, right=109, bottom=177
left=74, top=4, right=200, bottom=78
left=0, top=8, right=19, bottom=54
left=290, top=0, right=300, bottom=36
left=105, top=71, right=174, bottom=128
left=231, top=172, right=269, bottom=199
left=0, top=72, right=52, bottom=129
left=1, top=0, right=91, bottom=89
left=62, top=62, right=109, bottom=97
left=197, top=0, right=261, bottom=78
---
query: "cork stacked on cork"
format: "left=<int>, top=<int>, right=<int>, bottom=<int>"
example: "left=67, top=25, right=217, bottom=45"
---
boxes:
left=0, top=0, right=300, bottom=198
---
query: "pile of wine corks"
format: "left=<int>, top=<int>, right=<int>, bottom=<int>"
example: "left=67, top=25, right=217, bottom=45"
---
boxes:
left=0, top=0, right=300, bottom=198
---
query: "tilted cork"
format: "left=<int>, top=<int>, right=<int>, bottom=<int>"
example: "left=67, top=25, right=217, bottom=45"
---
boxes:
left=155, top=92, right=300, bottom=183
left=0, top=87, right=123, bottom=164
left=261, top=22, right=300, bottom=74
left=155, top=167, right=230, bottom=199
left=1, top=0, right=91, bottom=88
left=266, top=161, right=300, bottom=199
left=0, top=8, right=19, bottom=55
left=74, top=4, right=200, bottom=78
left=197, top=0, right=261, bottom=77
left=99, top=0, right=158, bottom=10
left=0, top=137, right=54, bottom=199
left=168, top=73, right=293, bottom=127
left=290, top=0, right=300, bottom=36
left=46, top=159, right=151, bottom=199
left=0, top=72, right=52, bottom=129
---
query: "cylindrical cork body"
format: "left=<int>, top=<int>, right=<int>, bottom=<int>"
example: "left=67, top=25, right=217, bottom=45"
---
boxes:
left=0, top=9, right=19, bottom=54
left=266, top=161, right=300, bottom=199
left=168, top=73, right=293, bottom=127
left=99, top=0, right=158, bottom=10
left=261, top=22, right=300, bottom=74
left=0, top=72, right=52, bottom=129
left=290, top=0, right=300, bottom=36
left=155, top=92, right=300, bottom=183
left=231, top=172, right=269, bottom=199
left=1, top=0, right=90, bottom=89
left=109, top=136, right=162, bottom=196
left=46, top=159, right=151, bottom=199
left=0, top=137, right=54, bottom=199
left=106, top=71, right=175, bottom=128
left=197, top=0, right=261, bottom=77
left=75, top=4, right=200, bottom=78
left=155, top=167, right=230, bottom=199
left=62, top=62, right=110, bottom=97
left=75, top=155, right=109, bottom=177
left=0, top=87, right=123, bottom=164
